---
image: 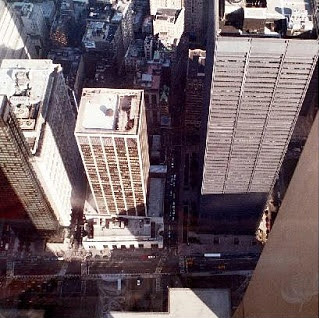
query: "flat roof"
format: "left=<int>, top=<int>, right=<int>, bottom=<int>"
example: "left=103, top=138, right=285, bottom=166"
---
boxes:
left=148, top=178, right=165, bottom=217
left=156, top=8, right=179, bottom=17
left=150, top=165, right=167, bottom=174
left=82, top=93, right=118, bottom=130
left=108, top=288, right=231, bottom=318
left=75, top=88, right=144, bottom=135
left=222, top=0, right=317, bottom=38
left=0, top=59, right=58, bottom=151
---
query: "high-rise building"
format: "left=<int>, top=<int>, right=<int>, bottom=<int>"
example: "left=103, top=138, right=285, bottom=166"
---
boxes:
left=75, top=88, right=150, bottom=217
left=0, top=60, right=82, bottom=228
left=184, top=0, right=206, bottom=42
left=234, top=113, right=318, bottom=318
left=11, top=1, right=48, bottom=57
left=184, top=49, right=206, bottom=142
left=200, top=0, right=318, bottom=232
left=0, top=95, right=58, bottom=233
left=149, top=0, right=183, bottom=16
left=0, top=0, right=38, bottom=59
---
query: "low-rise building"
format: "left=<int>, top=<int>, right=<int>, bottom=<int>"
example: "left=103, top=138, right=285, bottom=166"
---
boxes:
left=124, top=39, right=145, bottom=73
left=82, top=176, right=165, bottom=250
left=144, top=35, right=155, bottom=60
left=134, top=62, right=162, bottom=132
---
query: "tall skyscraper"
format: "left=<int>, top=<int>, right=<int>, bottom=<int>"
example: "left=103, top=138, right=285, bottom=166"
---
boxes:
left=185, top=49, right=206, bottom=142
left=0, top=0, right=38, bottom=59
left=234, top=113, right=318, bottom=318
left=200, top=0, right=318, bottom=232
left=75, top=88, right=150, bottom=217
left=184, top=0, right=207, bottom=42
left=0, top=95, right=58, bottom=233
left=0, top=60, right=82, bottom=228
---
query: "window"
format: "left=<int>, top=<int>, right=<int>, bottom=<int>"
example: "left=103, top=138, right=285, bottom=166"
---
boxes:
left=151, top=94, right=157, bottom=105
left=130, top=245, right=135, bottom=249
left=121, top=245, right=126, bottom=249
left=138, top=244, right=144, bottom=248
left=103, top=245, right=108, bottom=249
left=151, top=244, right=158, bottom=248
left=112, top=245, right=117, bottom=249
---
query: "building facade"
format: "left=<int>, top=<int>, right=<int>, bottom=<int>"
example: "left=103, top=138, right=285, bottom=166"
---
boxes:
left=199, top=0, right=318, bottom=234
left=184, top=49, right=205, bottom=142
left=0, top=0, right=38, bottom=59
left=11, top=1, right=48, bottom=57
left=201, top=0, right=319, bottom=195
left=234, top=113, right=318, bottom=318
left=0, top=60, right=83, bottom=227
left=0, top=95, right=58, bottom=233
left=75, top=88, right=150, bottom=217
left=184, top=0, right=205, bottom=42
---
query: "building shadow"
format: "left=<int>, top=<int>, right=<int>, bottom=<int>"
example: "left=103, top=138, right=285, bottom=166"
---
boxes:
left=199, top=192, right=268, bottom=235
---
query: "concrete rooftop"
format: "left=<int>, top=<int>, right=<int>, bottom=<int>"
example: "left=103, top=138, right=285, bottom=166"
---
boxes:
left=108, top=288, right=231, bottom=318
left=75, top=88, right=144, bottom=135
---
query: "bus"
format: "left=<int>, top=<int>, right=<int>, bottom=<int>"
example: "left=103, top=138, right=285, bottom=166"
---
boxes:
left=204, top=253, right=221, bottom=258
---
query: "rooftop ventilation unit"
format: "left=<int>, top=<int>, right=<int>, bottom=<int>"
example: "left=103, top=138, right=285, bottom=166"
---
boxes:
left=18, top=119, right=36, bottom=130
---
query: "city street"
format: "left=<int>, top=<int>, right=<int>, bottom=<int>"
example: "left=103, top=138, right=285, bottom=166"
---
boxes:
left=185, top=255, right=258, bottom=273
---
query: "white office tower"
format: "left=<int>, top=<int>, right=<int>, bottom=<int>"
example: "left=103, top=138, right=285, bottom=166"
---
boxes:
left=75, top=88, right=150, bottom=217
left=0, top=0, right=37, bottom=59
left=202, top=0, right=319, bottom=195
left=0, top=60, right=82, bottom=227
